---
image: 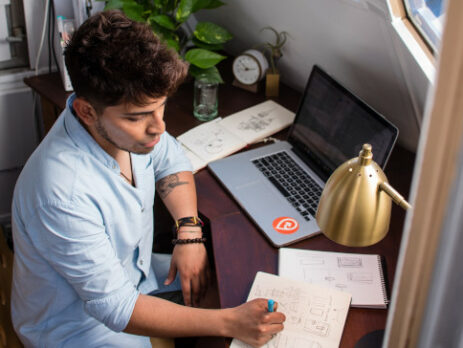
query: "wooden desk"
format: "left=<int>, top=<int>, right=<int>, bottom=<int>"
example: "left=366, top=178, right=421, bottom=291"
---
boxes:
left=24, top=71, right=415, bottom=348
left=195, top=144, right=414, bottom=348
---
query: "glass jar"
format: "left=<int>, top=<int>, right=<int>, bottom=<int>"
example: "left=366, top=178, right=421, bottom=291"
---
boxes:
left=193, top=76, right=219, bottom=121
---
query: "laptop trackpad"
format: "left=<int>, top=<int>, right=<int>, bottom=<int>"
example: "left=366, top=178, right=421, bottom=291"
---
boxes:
left=235, top=180, right=297, bottom=218
left=234, top=179, right=261, bottom=190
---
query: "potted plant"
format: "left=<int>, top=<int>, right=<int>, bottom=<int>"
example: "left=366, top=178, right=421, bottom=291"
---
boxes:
left=259, top=26, right=289, bottom=97
left=98, top=0, right=233, bottom=84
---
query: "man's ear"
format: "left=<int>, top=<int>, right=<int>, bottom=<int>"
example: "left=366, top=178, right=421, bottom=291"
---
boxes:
left=73, top=98, right=98, bottom=126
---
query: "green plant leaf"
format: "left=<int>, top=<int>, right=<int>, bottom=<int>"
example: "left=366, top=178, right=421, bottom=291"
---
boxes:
left=206, top=0, right=225, bottom=9
left=192, top=0, right=225, bottom=12
left=151, top=27, right=180, bottom=51
left=122, top=1, right=146, bottom=22
left=189, top=65, right=223, bottom=84
left=102, top=0, right=124, bottom=10
left=152, top=0, right=165, bottom=10
left=191, top=37, right=223, bottom=51
left=194, top=22, right=233, bottom=44
left=184, top=48, right=226, bottom=69
left=164, top=0, right=178, bottom=12
left=149, top=14, right=177, bottom=30
left=162, top=29, right=179, bottom=42
left=165, top=38, right=180, bottom=52
left=176, top=0, right=194, bottom=23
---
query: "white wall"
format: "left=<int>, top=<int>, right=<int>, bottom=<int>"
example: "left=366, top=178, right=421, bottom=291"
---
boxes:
left=0, top=72, right=38, bottom=215
left=0, top=90, right=37, bottom=169
left=196, top=0, right=430, bottom=151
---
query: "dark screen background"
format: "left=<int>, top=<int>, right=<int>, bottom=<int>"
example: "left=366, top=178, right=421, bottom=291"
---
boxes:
left=290, top=67, right=398, bottom=178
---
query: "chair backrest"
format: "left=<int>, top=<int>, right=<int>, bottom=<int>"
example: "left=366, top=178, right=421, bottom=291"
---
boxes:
left=0, top=222, right=13, bottom=253
left=0, top=224, right=23, bottom=348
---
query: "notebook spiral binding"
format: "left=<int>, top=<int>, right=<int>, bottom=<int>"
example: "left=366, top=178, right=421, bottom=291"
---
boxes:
left=378, top=255, right=389, bottom=305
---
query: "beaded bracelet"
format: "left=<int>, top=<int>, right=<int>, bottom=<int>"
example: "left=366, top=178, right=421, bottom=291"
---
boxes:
left=172, top=237, right=207, bottom=245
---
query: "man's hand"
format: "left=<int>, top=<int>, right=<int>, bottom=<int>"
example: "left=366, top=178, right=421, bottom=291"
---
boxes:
left=227, top=298, right=286, bottom=347
left=164, top=242, right=210, bottom=307
left=156, top=171, right=210, bottom=306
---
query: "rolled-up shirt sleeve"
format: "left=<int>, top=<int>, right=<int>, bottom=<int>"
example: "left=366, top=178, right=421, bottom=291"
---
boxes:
left=152, top=131, right=192, bottom=180
left=26, top=201, right=139, bottom=332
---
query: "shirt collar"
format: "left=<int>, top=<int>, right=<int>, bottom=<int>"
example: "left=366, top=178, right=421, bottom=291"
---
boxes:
left=64, top=93, right=121, bottom=173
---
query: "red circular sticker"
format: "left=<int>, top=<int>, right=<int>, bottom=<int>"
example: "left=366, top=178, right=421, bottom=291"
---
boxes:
left=272, top=217, right=299, bottom=234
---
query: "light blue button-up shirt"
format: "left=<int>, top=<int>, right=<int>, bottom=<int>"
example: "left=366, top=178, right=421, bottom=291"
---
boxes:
left=11, top=94, right=192, bottom=347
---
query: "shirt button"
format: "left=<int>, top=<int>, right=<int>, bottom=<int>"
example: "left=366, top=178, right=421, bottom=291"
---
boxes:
left=139, top=259, right=144, bottom=265
left=141, top=207, right=145, bottom=213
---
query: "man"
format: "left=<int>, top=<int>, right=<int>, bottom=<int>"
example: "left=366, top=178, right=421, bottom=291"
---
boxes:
left=11, top=10, right=285, bottom=347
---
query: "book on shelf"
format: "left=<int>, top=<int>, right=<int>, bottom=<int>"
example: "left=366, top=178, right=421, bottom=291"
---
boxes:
left=230, top=271, right=351, bottom=348
left=278, top=248, right=389, bottom=308
left=177, top=100, right=295, bottom=172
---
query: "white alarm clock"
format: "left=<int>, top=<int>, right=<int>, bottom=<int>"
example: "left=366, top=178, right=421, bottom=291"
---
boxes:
left=232, top=49, right=269, bottom=85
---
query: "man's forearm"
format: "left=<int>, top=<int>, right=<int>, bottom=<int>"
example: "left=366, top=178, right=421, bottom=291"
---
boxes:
left=155, top=170, right=206, bottom=307
left=156, top=171, right=198, bottom=222
left=125, top=294, right=286, bottom=346
left=124, top=294, right=229, bottom=338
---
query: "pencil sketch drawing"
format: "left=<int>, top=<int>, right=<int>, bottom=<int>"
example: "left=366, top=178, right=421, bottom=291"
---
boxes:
left=300, top=256, right=325, bottom=266
left=230, top=272, right=350, bottom=348
left=347, top=272, right=373, bottom=284
left=258, top=107, right=277, bottom=118
left=252, top=284, right=346, bottom=347
left=191, top=128, right=227, bottom=154
left=237, top=107, right=277, bottom=133
left=337, top=256, right=363, bottom=268
left=238, top=115, right=273, bottom=132
left=305, top=320, right=329, bottom=336
left=267, top=334, right=323, bottom=348
left=279, top=250, right=387, bottom=308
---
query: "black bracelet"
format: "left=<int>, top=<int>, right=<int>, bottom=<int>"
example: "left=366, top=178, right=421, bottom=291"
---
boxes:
left=172, top=237, right=207, bottom=245
left=172, top=216, right=204, bottom=234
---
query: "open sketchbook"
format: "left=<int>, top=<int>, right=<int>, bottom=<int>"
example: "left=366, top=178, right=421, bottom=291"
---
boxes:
left=230, top=272, right=351, bottom=348
left=177, top=100, right=295, bottom=172
left=278, top=248, right=388, bottom=308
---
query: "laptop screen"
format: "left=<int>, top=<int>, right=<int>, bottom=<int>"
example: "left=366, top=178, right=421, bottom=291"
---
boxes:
left=288, top=65, right=398, bottom=181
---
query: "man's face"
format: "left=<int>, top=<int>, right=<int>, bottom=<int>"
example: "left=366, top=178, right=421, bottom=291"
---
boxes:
left=92, top=96, right=167, bottom=155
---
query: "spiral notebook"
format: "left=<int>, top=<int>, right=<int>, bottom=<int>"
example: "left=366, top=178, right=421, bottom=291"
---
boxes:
left=278, top=248, right=388, bottom=308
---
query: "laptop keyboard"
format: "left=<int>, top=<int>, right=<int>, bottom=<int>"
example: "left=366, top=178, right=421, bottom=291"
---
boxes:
left=252, top=151, right=323, bottom=221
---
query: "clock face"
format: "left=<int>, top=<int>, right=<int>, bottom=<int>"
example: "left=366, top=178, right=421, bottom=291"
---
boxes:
left=232, top=54, right=261, bottom=85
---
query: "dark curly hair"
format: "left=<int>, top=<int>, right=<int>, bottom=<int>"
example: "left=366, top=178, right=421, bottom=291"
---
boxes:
left=64, top=10, right=188, bottom=112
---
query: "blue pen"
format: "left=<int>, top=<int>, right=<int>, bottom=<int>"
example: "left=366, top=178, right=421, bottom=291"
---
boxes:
left=267, top=299, right=275, bottom=312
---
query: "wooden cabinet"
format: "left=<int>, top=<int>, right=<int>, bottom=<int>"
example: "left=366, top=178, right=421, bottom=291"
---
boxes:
left=0, top=226, right=22, bottom=348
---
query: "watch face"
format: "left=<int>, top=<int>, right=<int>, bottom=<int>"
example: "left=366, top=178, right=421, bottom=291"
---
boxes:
left=232, top=54, right=261, bottom=85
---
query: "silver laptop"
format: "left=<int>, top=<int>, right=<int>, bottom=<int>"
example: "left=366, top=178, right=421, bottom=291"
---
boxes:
left=208, top=65, right=399, bottom=247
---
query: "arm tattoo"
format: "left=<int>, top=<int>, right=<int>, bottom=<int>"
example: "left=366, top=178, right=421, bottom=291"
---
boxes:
left=156, top=173, right=188, bottom=199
